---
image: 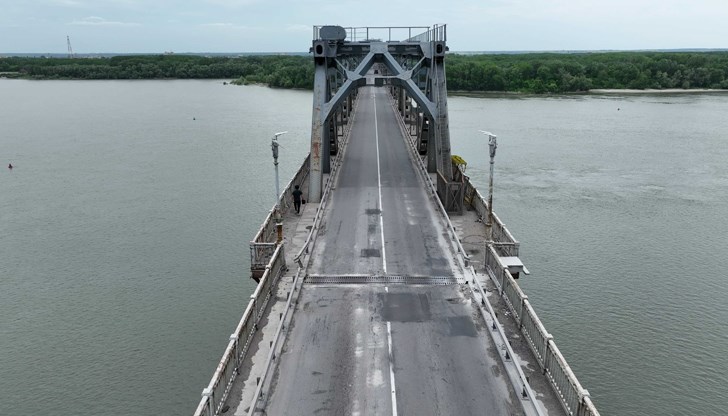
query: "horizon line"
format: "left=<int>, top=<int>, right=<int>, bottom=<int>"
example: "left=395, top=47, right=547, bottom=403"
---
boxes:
left=2, top=48, right=728, bottom=57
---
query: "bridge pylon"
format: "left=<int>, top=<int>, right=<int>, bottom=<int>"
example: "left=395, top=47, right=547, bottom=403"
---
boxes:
left=308, top=25, right=463, bottom=213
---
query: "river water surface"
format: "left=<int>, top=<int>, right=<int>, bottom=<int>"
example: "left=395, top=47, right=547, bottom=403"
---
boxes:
left=1, top=79, right=727, bottom=415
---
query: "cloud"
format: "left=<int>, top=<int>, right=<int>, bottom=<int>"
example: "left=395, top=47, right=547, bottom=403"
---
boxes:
left=69, top=16, right=140, bottom=26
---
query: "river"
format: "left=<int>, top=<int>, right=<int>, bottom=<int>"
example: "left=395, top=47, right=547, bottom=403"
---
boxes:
left=1, top=79, right=726, bottom=415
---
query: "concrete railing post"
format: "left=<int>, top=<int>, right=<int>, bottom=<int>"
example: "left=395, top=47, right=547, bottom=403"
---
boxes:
left=542, top=334, right=554, bottom=371
left=519, top=296, right=528, bottom=328
left=500, top=268, right=507, bottom=296
left=230, top=334, right=240, bottom=369
left=250, top=294, right=257, bottom=325
left=202, top=388, right=214, bottom=416
left=577, top=389, right=591, bottom=416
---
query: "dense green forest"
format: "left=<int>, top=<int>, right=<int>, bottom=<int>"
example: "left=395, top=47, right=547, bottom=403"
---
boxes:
left=0, top=54, right=313, bottom=88
left=2, top=52, right=728, bottom=93
left=447, top=52, right=728, bottom=92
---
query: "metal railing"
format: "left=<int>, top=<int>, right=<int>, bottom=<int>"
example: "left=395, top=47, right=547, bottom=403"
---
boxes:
left=250, top=154, right=310, bottom=269
left=463, top=175, right=520, bottom=256
left=485, top=245, right=600, bottom=416
left=387, top=81, right=596, bottom=415
left=278, top=154, right=311, bottom=215
left=250, top=154, right=310, bottom=245
left=193, top=244, right=287, bottom=416
left=246, top=265, right=305, bottom=416
left=250, top=243, right=276, bottom=270
left=406, top=23, right=447, bottom=43
left=398, top=135, right=471, bottom=267
left=194, top=105, right=346, bottom=416
left=390, top=93, right=545, bottom=415
left=313, top=25, right=441, bottom=43
left=389, top=94, right=472, bottom=267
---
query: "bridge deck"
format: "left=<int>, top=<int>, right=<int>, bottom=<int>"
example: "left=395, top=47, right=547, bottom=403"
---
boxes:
left=221, top=87, right=566, bottom=415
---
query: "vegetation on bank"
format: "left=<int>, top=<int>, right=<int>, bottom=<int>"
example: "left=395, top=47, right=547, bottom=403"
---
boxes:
left=0, top=54, right=313, bottom=88
left=2, top=52, right=728, bottom=93
left=447, top=52, right=728, bottom=93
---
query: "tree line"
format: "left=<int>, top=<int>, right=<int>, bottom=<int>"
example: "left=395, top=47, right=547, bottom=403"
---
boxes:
left=0, top=54, right=313, bottom=89
left=2, top=51, right=728, bottom=93
left=446, top=52, right=728, bottom=93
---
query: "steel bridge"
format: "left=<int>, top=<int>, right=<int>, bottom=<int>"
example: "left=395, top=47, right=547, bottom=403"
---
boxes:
left=194, top=25, right=600, bottom=416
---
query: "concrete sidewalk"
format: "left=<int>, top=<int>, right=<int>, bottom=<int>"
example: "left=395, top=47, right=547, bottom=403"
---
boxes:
left=279, top=173, right=331, bottom=274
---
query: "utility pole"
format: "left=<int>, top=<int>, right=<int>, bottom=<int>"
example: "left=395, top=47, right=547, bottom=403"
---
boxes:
left=66, top=35, right=75, bottom=59
left=271, top=131, right=287, bottom=243
left=479, top=130, right=497, bottom=243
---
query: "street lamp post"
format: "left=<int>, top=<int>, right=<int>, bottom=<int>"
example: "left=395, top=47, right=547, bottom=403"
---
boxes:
left=271, top=131, right=287, bottom=243
left=479, top=130, right=497, bottom=243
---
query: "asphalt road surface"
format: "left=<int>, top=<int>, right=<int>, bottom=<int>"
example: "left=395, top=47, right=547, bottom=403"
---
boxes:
left=264, top=87, right=524, bottom=415
left=308, top=86, right=456, bottom=277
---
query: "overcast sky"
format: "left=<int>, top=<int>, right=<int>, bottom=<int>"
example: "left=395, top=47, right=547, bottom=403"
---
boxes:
left=1, top=0, right=727, bottom=53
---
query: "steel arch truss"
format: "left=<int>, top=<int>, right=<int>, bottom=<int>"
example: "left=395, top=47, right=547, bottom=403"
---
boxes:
left=308, top=25, right=463, bottom=214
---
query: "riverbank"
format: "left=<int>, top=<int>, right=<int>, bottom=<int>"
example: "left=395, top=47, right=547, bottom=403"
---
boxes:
left=5, top=76, right=726, bottom=97
left=5, top=51, right=728, bottom=93
left=588, top=88, right=728, bottom=94
left=449, top=88, right=728, bottom=98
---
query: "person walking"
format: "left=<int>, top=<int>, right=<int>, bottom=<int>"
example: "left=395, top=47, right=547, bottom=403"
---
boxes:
left=292, top=185, right=303, bottom=214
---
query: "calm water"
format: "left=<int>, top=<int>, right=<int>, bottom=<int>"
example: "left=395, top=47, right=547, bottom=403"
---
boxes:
left=1, top=80, right=727, bottom=415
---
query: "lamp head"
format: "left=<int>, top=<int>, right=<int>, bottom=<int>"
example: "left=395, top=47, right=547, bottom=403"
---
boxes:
left=479, top=130, right=497, bottom=140
left=479, top=130, right=498, bottom=157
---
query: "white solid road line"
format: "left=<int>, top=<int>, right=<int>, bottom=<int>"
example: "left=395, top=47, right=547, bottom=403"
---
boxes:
left=385, top=287, right=397, bottom=415
left=378, top=101, right=395, bottom=415
left=373, top=91, right=387, bottom=274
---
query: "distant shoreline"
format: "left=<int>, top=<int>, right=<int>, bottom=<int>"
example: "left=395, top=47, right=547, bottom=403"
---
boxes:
left=449, top=88, right=728, bottom=97
left=3, top=75, right=727, bottom=96
left=587, top=88, right=728, bottom=94
left=4, top=77, right=727, bottom=96
left=5, top=52, right=728, bottom=93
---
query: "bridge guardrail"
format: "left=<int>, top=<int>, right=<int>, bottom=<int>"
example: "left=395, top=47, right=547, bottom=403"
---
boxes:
left=313, top=25, right=443, bottom=43
left=196, top=148, right=312, bottom=416
left=277, top=154, right=311, bottom=216
left=463, top=176, right=520, bottom=256
left=485, top=246, right=600, bottom=416
left=250, top=155, right=310, bottom=270
left=250, top=154, right=310, bottom=245
left=388, top=97, right=471, bottom=267
left=193, top=244, right=287, bottom=416
left=250, top=243, right=276, bottom=271
left=388, top=84, right=597, bottom=415
left=406, top=23, right=447, bottom=43
left=388, top=89, right=517, bottom=262
left=390, top=94, right=547, bottom=414
left=246, top=264, right=305, bottom=416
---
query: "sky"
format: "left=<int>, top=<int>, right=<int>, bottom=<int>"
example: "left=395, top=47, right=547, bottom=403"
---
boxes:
left=1, top=0, right=727, bottom=53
